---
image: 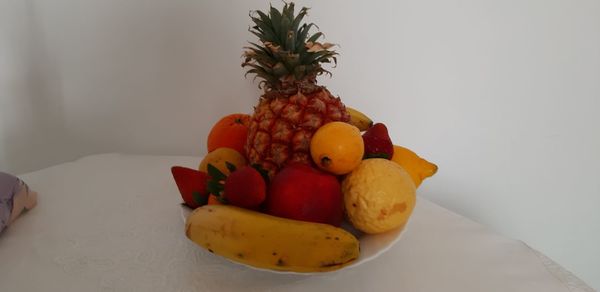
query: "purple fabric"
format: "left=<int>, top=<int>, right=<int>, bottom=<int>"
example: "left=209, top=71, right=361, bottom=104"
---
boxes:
left=1, top=172, right=22, bottom=232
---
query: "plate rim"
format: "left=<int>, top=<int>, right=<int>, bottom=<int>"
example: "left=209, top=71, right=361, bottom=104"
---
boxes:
left=180, top=204, right=409, bottom=275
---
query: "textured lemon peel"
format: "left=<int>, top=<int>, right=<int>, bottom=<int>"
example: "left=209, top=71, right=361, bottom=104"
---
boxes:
left=342, top=159, right=416, bottom=234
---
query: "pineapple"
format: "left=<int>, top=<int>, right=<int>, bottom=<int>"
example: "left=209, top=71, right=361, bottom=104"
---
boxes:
left=243, top=2, right=350, bottom=177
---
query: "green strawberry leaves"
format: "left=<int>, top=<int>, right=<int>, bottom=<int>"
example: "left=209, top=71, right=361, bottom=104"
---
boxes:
left=364, top=152, right=391, bottom=159
left=206, top=163, right=227, bottom=203
left=192, top=191, right=208, bottom=206
left=226, top=162, right=237, bottom=173
left=251, top=163, right=270, bottom=184
left=207, top=164, right=226, bottom=181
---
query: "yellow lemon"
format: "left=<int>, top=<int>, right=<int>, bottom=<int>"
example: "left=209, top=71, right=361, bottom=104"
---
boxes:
left=342, top=159, right=416, bottom=234
left=199, top=147, right=247, bottom=175
left=391, top=145, right=438, bottom=188
left=310, top=122, right=364, bottom=175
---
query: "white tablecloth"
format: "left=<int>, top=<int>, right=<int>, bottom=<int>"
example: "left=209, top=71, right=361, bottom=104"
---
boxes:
left=0, top=154, right=593, bottom=291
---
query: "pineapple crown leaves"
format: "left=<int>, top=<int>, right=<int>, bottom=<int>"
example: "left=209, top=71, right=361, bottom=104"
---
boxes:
left=242, top=2, right=338, bottom=91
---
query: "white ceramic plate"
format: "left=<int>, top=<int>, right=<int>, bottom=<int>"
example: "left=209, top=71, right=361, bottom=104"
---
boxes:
left=180, top=205, right=407, bottom=274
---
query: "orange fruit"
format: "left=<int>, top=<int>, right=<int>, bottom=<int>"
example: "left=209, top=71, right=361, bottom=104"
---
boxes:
left=207, top=114, right=251, bottom=155
left=310, top=122, right=364, bottom=175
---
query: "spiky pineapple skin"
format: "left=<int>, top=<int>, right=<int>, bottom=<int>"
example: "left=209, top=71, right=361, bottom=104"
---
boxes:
left=246, top=87, right=350, bottom=177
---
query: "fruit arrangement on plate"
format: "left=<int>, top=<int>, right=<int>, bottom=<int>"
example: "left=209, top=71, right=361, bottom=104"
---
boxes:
left=171, top=2, right=437, bottom=273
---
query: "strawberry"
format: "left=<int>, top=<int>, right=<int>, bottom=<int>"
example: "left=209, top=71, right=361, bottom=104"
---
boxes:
left=362, top=123, right=394, bottom=159
left=171, top=166, right=210, bottom=209
left=205, top=163, right=267, bottom=209
left=223, top=166, right=267, bottom=209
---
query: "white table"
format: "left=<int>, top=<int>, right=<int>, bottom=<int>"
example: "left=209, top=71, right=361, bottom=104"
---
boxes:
left=0, top=154, right=593, bottom=291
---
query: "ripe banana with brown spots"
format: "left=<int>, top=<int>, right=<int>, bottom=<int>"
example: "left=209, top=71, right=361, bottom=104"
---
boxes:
left=346, top=107, right=373, bottom=131
left=185, top=205, right=360, bottom=272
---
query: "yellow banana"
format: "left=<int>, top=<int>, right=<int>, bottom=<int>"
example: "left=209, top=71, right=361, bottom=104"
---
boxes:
left=185, top=205, right=360, bottom=273
left=391, top=145, right=438, bottom=188
left=346, top=107, right=373, bottom=131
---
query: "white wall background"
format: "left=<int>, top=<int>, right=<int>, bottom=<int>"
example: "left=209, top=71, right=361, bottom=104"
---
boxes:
left=1, top=0, right=599, bottom=288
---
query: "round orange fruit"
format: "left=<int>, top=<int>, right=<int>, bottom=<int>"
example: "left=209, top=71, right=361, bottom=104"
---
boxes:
left=310, top=122, right=364, bottom=175
left=207, top=113, right=250, bottom=155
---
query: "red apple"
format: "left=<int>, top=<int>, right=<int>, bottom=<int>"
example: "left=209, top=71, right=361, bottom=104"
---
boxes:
left=266, top=163, right=343, bottom=226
